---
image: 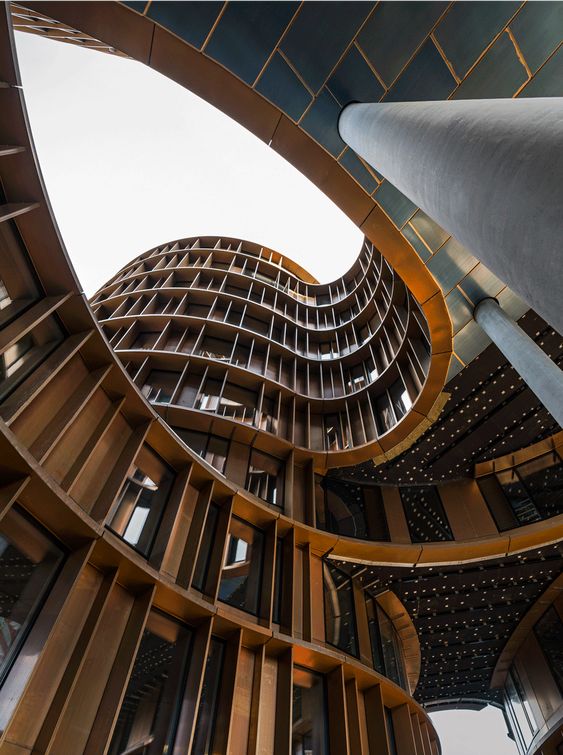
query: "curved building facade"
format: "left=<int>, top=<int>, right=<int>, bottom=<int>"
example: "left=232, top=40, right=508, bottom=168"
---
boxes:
left=1, top=3, right=563, bottom=755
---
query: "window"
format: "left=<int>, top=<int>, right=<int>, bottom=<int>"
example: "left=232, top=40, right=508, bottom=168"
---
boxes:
left=246, top=449, right=284, bottom=508
left=199, top=335, right=232, bottom=361
left=0, top=316, right=64, bottom=403
left=292, top=666, right=329, bottom=755
left=218, top=382, right=257, bottom=425
left=191, top=638, right=225, bottom=755
left=0, top=222, right=41, bottom=328
left=385, top=707, right=398, bottom=755
left=515, top=452, right=563, bottom=521
left=366, top=597, right=408, bottom=690
left=218, top=517, right=264, bottom=616
left=324, top=412, right=349, bottom=451
left=480, top=452, right=563, bottom=529
left=132, top=331, right=160, bottom=349
left=0, top=507, right=64, bottom=685
left=496, top=469, right=540, bottom=525
left=400, top=486, right=453, bottom=543
left=323, top=561, right=358, bottom=657
left=389, top=378, right=412, bottom=419
left=534, top=606, right=563, bottom=694
left=192, top=503, right=220, bottom=593
left=195, top=378, right=222, bottom=412
left=323, top=477, right=364, bottom=536
left=375, top=392, right=395, bottom=435
left=273, top=537, right=284, bottom=625
left=504, top=670, right=536, bottom=751
left=108, top=611, right=192, bottom=754
left=109, top=446, right=175, bottom=557
left=142, top=370, right=180, bottom=404
left=173, top=428, right=229, bottom=475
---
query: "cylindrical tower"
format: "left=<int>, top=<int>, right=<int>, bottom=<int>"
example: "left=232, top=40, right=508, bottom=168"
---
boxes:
left=91, top=234, right=435, bottom=477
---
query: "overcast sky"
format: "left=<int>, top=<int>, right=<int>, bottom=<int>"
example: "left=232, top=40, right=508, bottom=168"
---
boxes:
left=15, top=31, right=362, bottom=297
left=15, top=30, right=517, bottom=755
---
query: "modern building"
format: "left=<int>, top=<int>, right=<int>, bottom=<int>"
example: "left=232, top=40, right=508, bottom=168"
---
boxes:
left=0, top=2, right=562, bottom=755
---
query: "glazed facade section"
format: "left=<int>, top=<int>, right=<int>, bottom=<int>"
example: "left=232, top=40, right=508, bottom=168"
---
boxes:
left=91, top=236, right=432, bottom=468
left=500, top=593, right=563, bottom=755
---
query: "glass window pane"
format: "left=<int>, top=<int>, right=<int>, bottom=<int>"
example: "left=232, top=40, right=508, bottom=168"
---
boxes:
left=141, top=370, right=180, bottom=404
left=110, top=445, right=175, bottom=557
left=323, top=562, right=358, bottom=657
left=108, top=611, right=192, bottom=755
left=377, top=606, right=407, bottom=689
left=366, top=596, right=385, bottom=676
left=321, top=478, right=369, bottom=540
left=192, top=503, right=220, bottom=593
left=496, top=469, right=541, bottom=525
left=218, top=518, right=264, bottom=616
left=400, top=486, right=453, bottom=543
left=0, top=222, right=41, bottom=328
left=0, top=507, right=64, bottom=683
left=191, top=638, right=225, bottom=755
left=505, top=672, right=534, bottom=749
left=292, top=666, right=328, bottom=755
left=246, top=449, right=284, bottom=508
left=0, top=316, right=64, bottom=403
left=516, top=452, right=563, bottom=521
left=534, top=606, right=563, bottom=694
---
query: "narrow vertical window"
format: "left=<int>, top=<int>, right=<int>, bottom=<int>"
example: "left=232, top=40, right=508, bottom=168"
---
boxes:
left=292, top=666, right=329, bottom=755
left=218, top=517, right=264, bottom=616
left=191, top=638, right=225, bottom=755
left=323, top=561, right=358, bottom=657
left=108, top=611, right=192, bottom=754
left=0, top=507, right=64, bottom=685
left=109, top=445, right=175, bottom=557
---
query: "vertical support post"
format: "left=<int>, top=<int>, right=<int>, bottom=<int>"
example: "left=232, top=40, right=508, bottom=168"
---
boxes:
left=474, top=298, right=563, bottom=426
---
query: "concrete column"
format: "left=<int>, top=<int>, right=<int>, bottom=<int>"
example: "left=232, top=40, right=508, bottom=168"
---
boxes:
left=474, top=298, right=563, bottom=426
left=338, top=98, right=563, bottom=335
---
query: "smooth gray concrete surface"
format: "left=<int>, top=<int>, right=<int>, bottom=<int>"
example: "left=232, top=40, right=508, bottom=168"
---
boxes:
left=338, top=99, right=563, bottom=335
left=474, top=298, right=563, bottom=426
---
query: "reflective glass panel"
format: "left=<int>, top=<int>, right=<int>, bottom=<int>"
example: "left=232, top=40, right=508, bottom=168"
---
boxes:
left=108, top=611, right=191, bottom=754
left=0, top=316, right=64, bottom=402
left=292, top=666, right=328, bottom=755
left=516, top=452, right=563, bottom=521
left=534, top=606, right=563, bottom=694
left=191, top=638, right=225, bottom=755
left=0, top=507, right=64, bottom=684
left=400, top=486, right=453, bottom=542
left=218, top=517, right=264, bottom=615
left=246, top=449, right=284, bottom=508
left=323, top=561, right=358, bottom=657
left=110, top=445, right=175, bottom=557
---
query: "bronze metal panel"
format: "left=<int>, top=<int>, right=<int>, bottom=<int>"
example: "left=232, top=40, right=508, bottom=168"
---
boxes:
left=364, top=684, right=390, bottom=755
left=47, top=582, right=135, bottom=753
left=1, top=552, right=99, bottom=748
left=327, top=665, right=351, bottom=755
left=274, top=648, right=293, bottom=755
left=392, top=704, right=417, bottom=755
left=84, top=585, right=155, bottom=754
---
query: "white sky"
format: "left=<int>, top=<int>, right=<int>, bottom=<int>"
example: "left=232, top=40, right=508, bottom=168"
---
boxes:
left=15, top=31, right=362, bottom=296
left=14, top=30, right=518, bottom=755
